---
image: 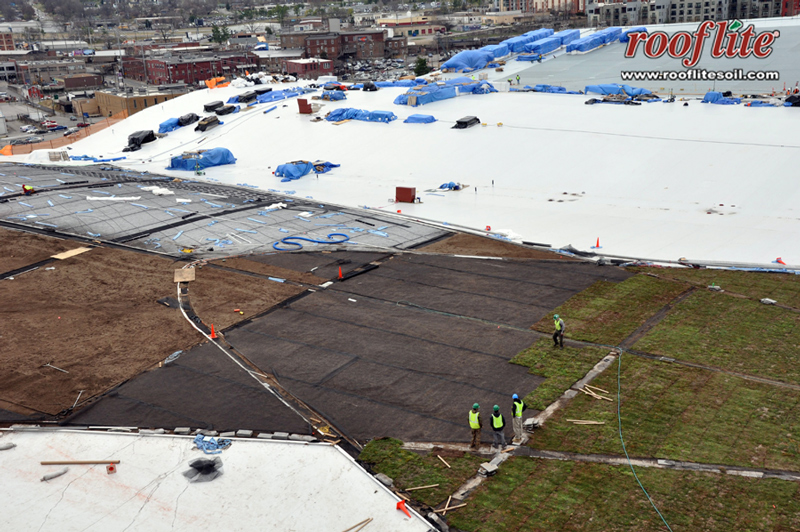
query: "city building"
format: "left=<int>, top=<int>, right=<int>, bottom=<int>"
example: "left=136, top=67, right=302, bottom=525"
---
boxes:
left=280, top=29, right=400, bottom=62
left=16, top=60, right=97, bottom=85
left=54, top=73, right=104, bottom=90
left=94, top=86, right=187, bottom=117
left=284, top=58, right=334, bottom=79
left=0, top=33, right=15, bottom=52
left=251, top=49, right=305, bottom=72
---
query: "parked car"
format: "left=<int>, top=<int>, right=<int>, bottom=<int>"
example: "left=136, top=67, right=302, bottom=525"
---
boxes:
left=48, top=125, right=67, bottom=131
left=77, top=122, right=90, bottom=128
left=63, top=127, right=80, bottom=137
left=69, top=116, right=78, bottom=121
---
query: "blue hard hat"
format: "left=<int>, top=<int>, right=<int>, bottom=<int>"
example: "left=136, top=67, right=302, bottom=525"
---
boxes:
left=512, top=394, right=518, bottom=399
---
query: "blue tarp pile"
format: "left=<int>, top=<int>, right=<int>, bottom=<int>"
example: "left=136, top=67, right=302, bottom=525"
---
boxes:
left=439, top=181, right=464, bottom=190
left=619, top=27, right=647, bottom=43
left=393, top=77, right=496, bottom=106
left=747, top=100, right=777, bottom=107
left=166, top=148, right=236, bottom=171
left=596, top=27, right=622, bottom=44
left=702, top=91, right=741, bottom=105
left=566, top=33, right=604, bottom=53
left=480, top=43, right=509, bottom=58
left=553, top=29, right=581, bottom=45
left=501, top=28, right=554, bottom=53
left=158, top=117, right=181, bottom=134
left=404, top=114, right=436, bottom=123
left=275, top=160, right=340, bottom=182
left=375, top=79, right=423, bottom=88
left=522, top=36, right=562, bottom=55
left=441, top=49, right=495, bottom=72
left=322, top=90, right=347, bottom=101
left=325, top=108, right=398, bottom=122
left=256, top=89, right=300, bottom=104
left=585, top=84, right=651, bottom=96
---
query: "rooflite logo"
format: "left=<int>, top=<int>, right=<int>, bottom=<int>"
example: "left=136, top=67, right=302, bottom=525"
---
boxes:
left=624, top=20, right=780, bottom=68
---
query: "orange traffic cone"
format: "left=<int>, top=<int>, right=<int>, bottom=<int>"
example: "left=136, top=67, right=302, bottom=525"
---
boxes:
left=776, top=257, right=786, bottom=265
left=396, top=500, right=411, bottom=518
left=338, top=266, right=343, bottom=280
left=592, top=238, right=602, bottom=249
left=209, top=324, right=218, bottom=339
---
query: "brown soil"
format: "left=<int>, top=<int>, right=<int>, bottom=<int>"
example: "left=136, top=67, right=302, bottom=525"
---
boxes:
left=206, top=257, right=327, bottom=286
left=420, top=233, right=576, bottom=260
left=0, top=244, right=303, bottom=415
left=0, top=227, right=85, bottom=273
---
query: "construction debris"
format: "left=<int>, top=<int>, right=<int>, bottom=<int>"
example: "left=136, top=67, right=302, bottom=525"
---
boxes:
left=405, top=483, right=439, bottom=491
left=567, top=419, right=606, bottom=425
left=41, top=467, right=69, bottom=482
left=437, top=455, right=451, bottom=468
left=433, top=503, right=467, bottom=514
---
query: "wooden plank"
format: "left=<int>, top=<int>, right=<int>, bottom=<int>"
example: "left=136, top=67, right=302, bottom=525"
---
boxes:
left=51, top=247, right=92, bottom=260
left=442, top=496, right=452, bottom=516
left=437, top=455, right=451, bottom=468
left=173, top=268, right=196, bottom=283
left=585, top=384, right=610, bottom=394
left=433, top=503, right=466, bottom=514
left=340, top=517, right=372, bottom=532
left=405, top=483, right=439, bottom=491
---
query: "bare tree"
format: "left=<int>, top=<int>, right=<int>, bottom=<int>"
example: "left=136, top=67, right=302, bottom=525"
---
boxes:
left=243, top=21, right=262, bottom=33
left=155, top=24, right=175, bottom=43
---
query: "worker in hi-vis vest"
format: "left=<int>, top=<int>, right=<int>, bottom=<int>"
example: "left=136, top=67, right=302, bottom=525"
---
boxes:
left=22, top=184, right=35, bottom=196
left=491, top=405, right=506, bottom=449
left=553, top=314, right=565, bottom=348
left=511, top=394, right=527, bottom=442
left=469, top=403, right=482, bottom=449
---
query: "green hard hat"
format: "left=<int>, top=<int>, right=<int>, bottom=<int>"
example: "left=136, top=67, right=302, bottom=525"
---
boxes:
left=554, top=314, right=560, bottom=319
left=473, top=403, right=480, bottom=409
left=493, top=405, right=499, bottom=411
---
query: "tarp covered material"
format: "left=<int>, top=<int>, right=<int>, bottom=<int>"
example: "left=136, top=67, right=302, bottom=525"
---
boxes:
left=123, top=130, right=156, bottom=152
left=585, top=84, right=651, bottom=96
left=375, top=79, right=419, bottom=88
left=702, top=91, right=741, bottom=105
left=597, top=27, right=622, bottom=44
left=324, top=108, right=398, bottom=123
left=747, top=100, right=778, bottom=107
left=204, top=100, right=223, bottom=112
left=553, top=29, right=581, bottom=46
left=441, top=49, right=495, bottom=72
left=322, top=90, right=347, bottom=101
left=784, top=94, right=800, bottom=107
left=166, top=147, right=237, bottom=171
left=619, top=27, right=647, bottom=43
left=403, top=114, right=436, bottom=123
left=533, top=84, right=567, bottom=93
left=522, top=36, right=562, bottom=55
left=275, top=160, right=340, bottom=182
left=195, top=115, right=220, bottom=132
left=480, top=43, right=509, bottom=58
left=178, top=113, right=199, bottom=127
left=394, top=77, right=496, bottom=106
left=256, top=89, right=302, bottom=105
left=158, top=117, right=181, bottom=134
left=501, top=28, right=554, bottom=52
left=567, top=34, right=605, bottom=53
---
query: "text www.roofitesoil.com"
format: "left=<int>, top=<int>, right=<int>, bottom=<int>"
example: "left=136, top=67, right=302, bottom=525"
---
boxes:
left=620, top=69, right=780, bottom=81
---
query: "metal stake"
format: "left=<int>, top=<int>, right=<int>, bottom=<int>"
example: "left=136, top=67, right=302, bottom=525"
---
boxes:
left=72, top=390, right=84, bottom=409
left=43, top=363, right=68, bottom=373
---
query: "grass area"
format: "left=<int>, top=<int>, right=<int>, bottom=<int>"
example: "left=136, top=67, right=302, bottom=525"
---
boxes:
left=448, top=458, right=800, bottom=532
left=358, top=438, right=483, bottom=507
left=510, top=338, right=610, bottom=410
left=531, top=274, right=690, bottom=345
left=528, top=355, right=800, bottom=472
left=633, top=290, right=800, bottom=386
left=629, top=266, right=800, bottom=309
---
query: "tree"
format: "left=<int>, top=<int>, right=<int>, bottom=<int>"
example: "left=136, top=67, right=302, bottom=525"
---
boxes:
left=268, top=5, right=290, bottom=27
left=210, top=24, right=231, bottom=44
left=243, top=21, right=262, bottom=33
left=155, top=24, right=175, bottom=43
left=413, top=57, right=431, bottom=76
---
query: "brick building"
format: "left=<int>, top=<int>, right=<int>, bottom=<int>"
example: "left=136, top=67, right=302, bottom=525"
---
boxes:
left=123, top=54, right=252, bottom=85
left=285, top=58, right=334, bottom=80
left=280, top=29, right=398, bottom=62
left=95, top=87, right=187, bottom=117
left=0, top=33, right=15, bottom=52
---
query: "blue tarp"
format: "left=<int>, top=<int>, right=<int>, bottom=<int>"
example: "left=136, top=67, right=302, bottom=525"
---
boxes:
left=256, top=89, right=300, bottom=104
left=596, top=27, right=622, bottom=44
left=534, top=84, right=567, bottom=93
left=324, top=108, right=398, bottom=122
left=747, top=101, right=776, bottom=107
left=394, top=77, right=496, bottom=106
left=553, top=29, right=581, bottom=45
left=275, top=160, right=340, bottom=182
left=702, top=91, right=741, bottom=105
left=441, top=49, right=495, bottom=72
left=585, top=84, right=650, bottom=96
left=166, top=148, right=236, bottom=171
left=501, top=28, right=554, bottom=53
left=619, top=27, right=647, bottom=43
left=158, top=117, right=181, bottom=134
left=375, top=79, right=419, bottom=87
left=480, top=43, right=509, bottom=58
left=567, top=34, right=604, bottom=53
left=226, top=95, right=240, bottom=104
left=523, top=36, right=562, bottom=55
left=322, top=90, right=347, bottom=101
left=404, top=114, right=436, bottom=123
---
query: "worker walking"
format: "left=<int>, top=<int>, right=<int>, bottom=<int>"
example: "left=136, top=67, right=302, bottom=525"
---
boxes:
left=469, top=403, right=482, bottom=450
left=553, top=314, right=565, bottom=348
left=511, top=394, right=527, bottom=443
left=515, top=75, right=520, bottom=85
left=491, top=405, right=506, bottom=449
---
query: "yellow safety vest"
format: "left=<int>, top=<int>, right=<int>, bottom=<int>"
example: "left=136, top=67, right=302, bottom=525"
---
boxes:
left=513, top=401, right=523, bottom=417
left=492, top=413, right=504, bottom=429
left=555, top=319, right=562, bottom=331
left=469, top=410, right=480, bottom=429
